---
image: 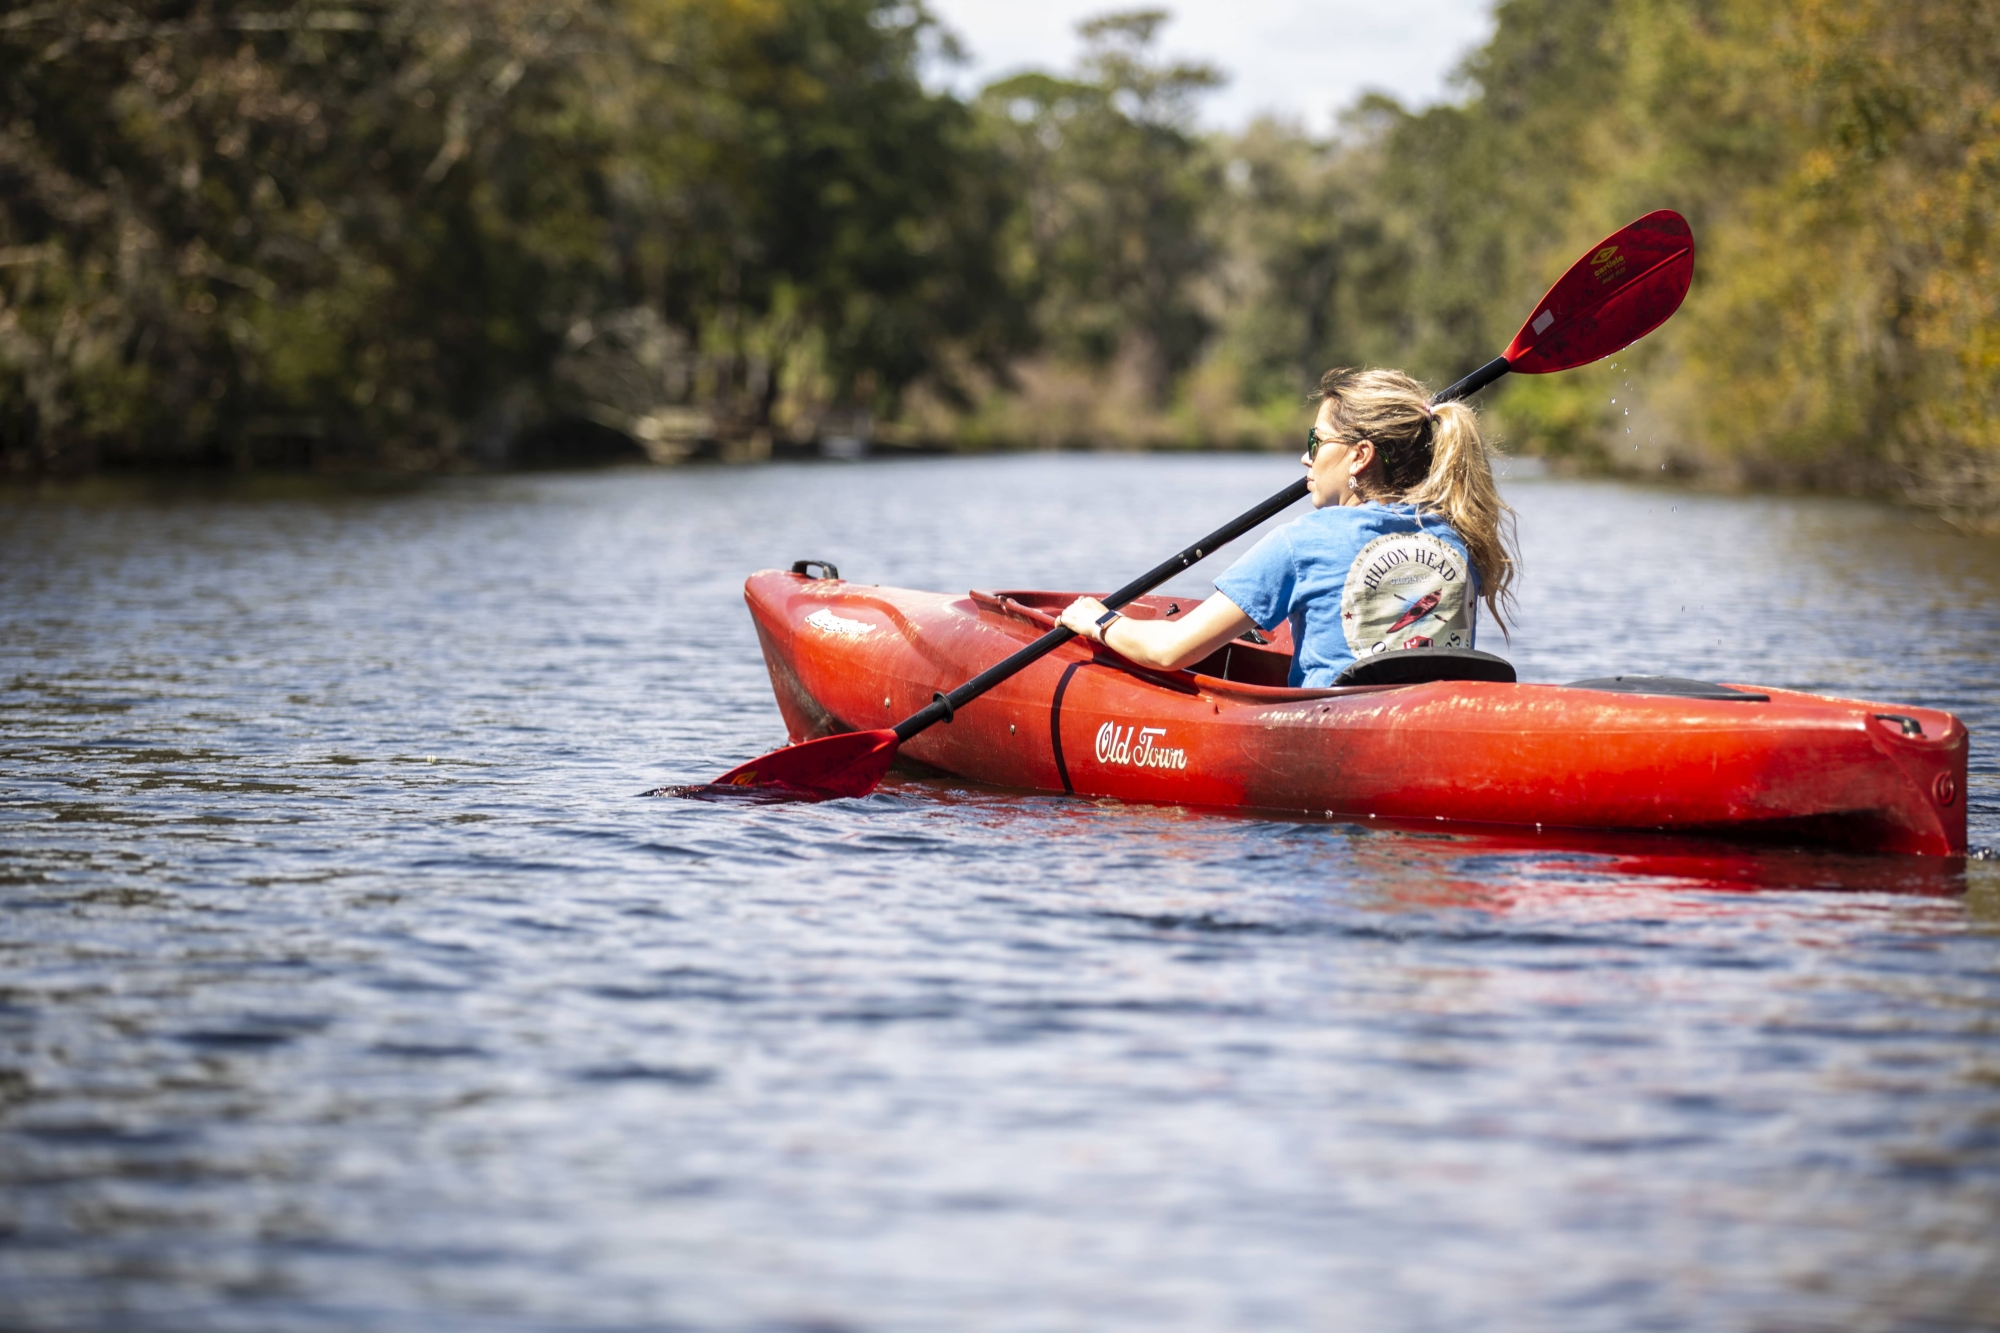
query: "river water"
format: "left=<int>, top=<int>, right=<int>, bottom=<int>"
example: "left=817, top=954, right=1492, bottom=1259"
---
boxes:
left=3, top=453, right=1998, bottom=1331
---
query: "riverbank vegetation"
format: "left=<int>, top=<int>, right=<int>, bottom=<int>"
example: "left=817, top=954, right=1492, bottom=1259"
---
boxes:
left=3, top=0, right=1996, bottom=527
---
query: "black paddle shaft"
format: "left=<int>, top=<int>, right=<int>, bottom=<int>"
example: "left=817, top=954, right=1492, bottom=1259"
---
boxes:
left=888, top=354, right=1514, bottom=743
left=1437, top=356, right=1511, bottom=405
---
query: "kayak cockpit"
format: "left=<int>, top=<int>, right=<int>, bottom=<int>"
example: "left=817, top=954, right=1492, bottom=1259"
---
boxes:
left=972, top=589, right=1519, bottom=690
left=974, top=589, right=1298, bottom=686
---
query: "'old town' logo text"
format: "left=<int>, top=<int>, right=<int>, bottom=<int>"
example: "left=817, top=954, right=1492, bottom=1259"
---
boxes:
left=1095, top=722, right=1188, bottom=770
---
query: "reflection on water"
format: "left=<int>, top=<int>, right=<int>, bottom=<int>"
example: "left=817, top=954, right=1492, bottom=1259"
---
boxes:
left=2, top=456, right=1998, bottom=1331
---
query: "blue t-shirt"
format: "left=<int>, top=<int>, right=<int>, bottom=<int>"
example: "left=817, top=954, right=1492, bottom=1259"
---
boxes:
left=1214, top=502, right=1479, bottom=687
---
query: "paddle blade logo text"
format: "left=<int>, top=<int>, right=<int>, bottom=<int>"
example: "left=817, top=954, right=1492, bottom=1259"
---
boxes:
left=1590, top=245, right=1627, bottom=285
left=1095, top=722, right=1188, bottom=771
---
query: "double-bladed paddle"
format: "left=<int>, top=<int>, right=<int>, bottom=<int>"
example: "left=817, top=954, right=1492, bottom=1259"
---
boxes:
left=667, top=209, right=1695, bottom=802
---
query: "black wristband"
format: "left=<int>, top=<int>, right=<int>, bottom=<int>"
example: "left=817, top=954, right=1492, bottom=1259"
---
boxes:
left=1093, top=607, right=1122, bottom=642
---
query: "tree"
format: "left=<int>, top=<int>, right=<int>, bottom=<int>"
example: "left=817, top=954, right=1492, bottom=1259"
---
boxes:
left=977, top=9, right=1222, bottom=398
left=0, top=0, right=1025, bottom=470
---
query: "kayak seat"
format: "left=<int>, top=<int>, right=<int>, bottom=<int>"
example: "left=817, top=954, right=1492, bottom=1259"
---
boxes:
left=1334, top=647, right=1517, bottom=687
left=1186, top=636, right=1295, bottom=687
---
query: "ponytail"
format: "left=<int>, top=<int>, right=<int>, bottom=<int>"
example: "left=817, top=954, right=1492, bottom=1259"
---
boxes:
left=1403, top=399, right=1517, bottom=636
left=1312, top=367, right=1519, bottom=635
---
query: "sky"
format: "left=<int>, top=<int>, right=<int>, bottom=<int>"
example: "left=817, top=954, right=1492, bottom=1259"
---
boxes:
left=923, top=0, right=1498, bottom=133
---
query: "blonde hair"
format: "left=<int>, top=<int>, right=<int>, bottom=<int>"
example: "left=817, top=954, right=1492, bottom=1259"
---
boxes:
left=1313, top=366, right=1518, bottom=634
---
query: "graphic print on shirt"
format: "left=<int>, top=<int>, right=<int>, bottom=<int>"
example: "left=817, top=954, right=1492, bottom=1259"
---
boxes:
left=1340, top=531, right=1472, bottom=655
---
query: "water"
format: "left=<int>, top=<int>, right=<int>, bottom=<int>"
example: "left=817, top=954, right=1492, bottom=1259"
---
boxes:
left=3, top=454, right=1998, bottom=1331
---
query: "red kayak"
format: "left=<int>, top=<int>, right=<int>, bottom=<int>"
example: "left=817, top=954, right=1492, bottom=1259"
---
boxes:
left=741, top=568, right=1969, bottom=856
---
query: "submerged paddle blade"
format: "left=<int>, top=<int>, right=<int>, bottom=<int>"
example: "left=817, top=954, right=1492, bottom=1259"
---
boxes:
left=1505, top=210, right=1694, bottom=374
left=659, top=728, right=902, bottom=802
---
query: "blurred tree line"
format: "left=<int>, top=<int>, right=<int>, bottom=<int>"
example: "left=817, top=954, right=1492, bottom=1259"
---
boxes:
left=1289, top=0, right=2000, bottom=531
left=3, top=0, right=1996, bottom=527
left=0, top=0, right=1023, bottom=470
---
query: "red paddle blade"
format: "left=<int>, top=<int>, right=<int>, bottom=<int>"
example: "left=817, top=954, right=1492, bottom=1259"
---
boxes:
left=1505, top=210, right=1694, bottom=374
left=654, top=728, right=902, bottom=802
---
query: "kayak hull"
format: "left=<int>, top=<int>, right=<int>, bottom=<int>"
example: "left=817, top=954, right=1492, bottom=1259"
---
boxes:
left=742, top=570, right=1969, bottom=856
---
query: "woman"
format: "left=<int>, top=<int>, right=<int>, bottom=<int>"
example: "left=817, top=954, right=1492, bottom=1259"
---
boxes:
left=1057, top=367, right=1517, bottom=687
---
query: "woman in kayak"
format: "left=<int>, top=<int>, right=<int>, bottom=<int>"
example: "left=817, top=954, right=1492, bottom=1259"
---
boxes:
left=1057, top=366, right=1517, bottom=687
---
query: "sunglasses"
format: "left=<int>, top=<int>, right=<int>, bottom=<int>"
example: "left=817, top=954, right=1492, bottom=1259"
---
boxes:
left=1305, top=425, right=1361, bottom=463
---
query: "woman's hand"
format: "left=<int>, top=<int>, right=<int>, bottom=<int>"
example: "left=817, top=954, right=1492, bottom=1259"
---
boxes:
left=1059, top=596, right=1113, bottom=642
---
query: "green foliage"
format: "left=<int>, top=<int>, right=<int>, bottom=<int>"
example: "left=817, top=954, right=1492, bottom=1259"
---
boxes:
left=1200, top=0, right=2000, bottom=523
left=4, top=0, right=1995, bottom=527
left=975, top=11, right=1222, bottom=395
left=3, top=1, right=598, bottom=468
left=0, top=0, right=1019, bottom=470
left=1052, top=0, right=1999, bottom=523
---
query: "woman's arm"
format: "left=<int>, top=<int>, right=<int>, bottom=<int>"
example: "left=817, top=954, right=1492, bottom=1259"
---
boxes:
left=1057, top=591, right=1256, bottom=673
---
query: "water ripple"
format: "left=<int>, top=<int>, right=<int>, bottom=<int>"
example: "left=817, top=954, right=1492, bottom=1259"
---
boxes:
left=2, top=458, right=1998, bottom=1330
